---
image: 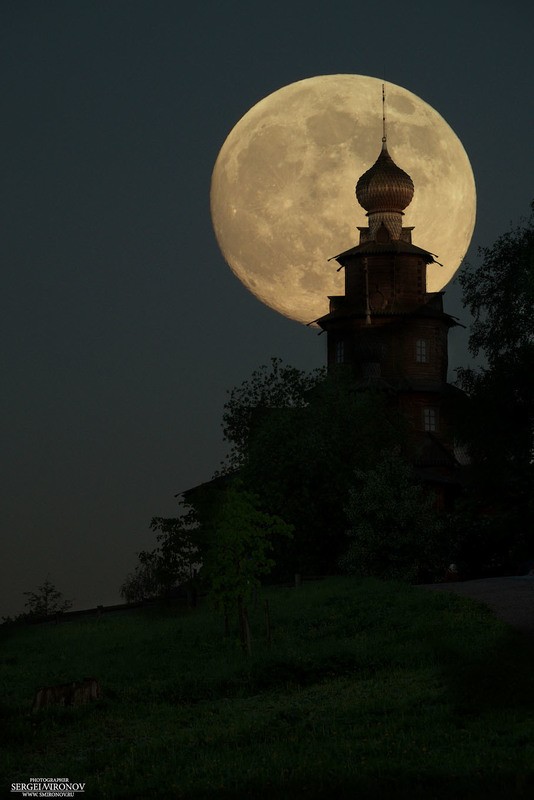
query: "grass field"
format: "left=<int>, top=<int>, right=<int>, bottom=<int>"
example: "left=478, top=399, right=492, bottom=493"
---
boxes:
left=1, top=577, right=533, bottom=798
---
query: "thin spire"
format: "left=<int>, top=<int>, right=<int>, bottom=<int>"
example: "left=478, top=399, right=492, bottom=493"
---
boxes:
left=381, top=83, right=387, bottom=149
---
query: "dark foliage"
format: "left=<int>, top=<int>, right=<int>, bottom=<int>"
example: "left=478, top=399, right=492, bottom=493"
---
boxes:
left=238, top=368, right=408, bottom=576
left=340, top=451, right=445, bottom=582
left=120, top=501, right=203, bottom=603
left=458, top=201, right=534, bottom=365
left=220, top=357, right=325, bottom=472
left=19, top=578, right=72, bottom=621
left=454, top=202, right=534, bottom=574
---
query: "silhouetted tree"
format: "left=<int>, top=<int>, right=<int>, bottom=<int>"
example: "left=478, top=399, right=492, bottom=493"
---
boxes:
left=23, top=578, right=72, bottom=619
left=454, top=202, right=534, bottom=573
left=120, top=501, right=203, bottom=603
left=458, top=201, right=534, bottom=365
left=221, top=357, right=325, bottom=472
left=119, top=552, right=160, bottom=603
left=456, top=200, right=534, bottom=472
left=241, top=369, right=408, bottom=575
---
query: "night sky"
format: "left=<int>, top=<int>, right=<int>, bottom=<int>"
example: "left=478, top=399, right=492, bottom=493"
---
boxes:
left=1, top=0, right=532, bottom=617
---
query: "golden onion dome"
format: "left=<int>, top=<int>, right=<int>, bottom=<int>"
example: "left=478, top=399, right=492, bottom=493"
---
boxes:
left=356, top=144, right=414, bottom=213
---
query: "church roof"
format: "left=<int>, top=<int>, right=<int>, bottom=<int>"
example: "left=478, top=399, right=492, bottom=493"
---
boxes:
left=314, top=302, right=460, bottom=329
left=411, top=431, right=461, bottom=470
left=330, top=239, right=436, bottom=265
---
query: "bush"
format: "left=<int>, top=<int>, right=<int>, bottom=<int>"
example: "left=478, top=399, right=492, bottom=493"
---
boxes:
left=340, top=452, right=445, bottom=582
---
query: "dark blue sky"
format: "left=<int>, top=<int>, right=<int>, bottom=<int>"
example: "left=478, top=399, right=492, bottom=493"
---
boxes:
left=1, top=0, right=532, bottom=616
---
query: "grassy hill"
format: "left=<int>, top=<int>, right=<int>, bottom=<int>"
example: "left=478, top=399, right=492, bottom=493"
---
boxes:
left=1, top=577, right=533, bottom=798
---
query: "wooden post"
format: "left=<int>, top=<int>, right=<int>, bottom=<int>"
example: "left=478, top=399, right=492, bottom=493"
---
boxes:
left=242, top=604, right=252, bottom=657
left=237, top=596, right=252, bottom=656
left=264, top=599, right=272, bottom=647
left=237, top=597, right=245, bottom=645
left=294, top=573, right=301, bottom=588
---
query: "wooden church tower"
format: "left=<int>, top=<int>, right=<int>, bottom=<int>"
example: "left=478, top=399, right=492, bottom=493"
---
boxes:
left=316, top=89, right=462, bottom=505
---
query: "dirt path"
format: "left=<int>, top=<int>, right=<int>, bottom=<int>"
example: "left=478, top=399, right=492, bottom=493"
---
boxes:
left=419, top=576, right=534, bottom=635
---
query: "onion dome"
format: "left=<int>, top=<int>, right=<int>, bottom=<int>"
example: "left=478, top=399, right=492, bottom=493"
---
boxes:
left=356, top=142, right=414, bottom=240
left=356, top=143, right=414, bottom=212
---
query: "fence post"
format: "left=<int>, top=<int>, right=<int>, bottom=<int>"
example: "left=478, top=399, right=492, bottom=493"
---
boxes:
left=264, top=599, right=272, bottom=647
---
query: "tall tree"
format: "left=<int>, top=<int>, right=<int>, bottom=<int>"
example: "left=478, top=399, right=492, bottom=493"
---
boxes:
left=203, top=483, right=292, bottom=653
left=458, top=201, right=534, bottom=365
left=241, top=370, right=408, bottom=575
left=456, top=201, right=534, bottom=468
left=454, top=202, right=534, bottom=573
left=221, top=357, right=325, bottom=472
left=120, top=501, right=202, bottom=603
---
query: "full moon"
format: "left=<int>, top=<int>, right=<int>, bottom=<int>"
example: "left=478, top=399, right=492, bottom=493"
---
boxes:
left=210, top=75, right=476, bottom=324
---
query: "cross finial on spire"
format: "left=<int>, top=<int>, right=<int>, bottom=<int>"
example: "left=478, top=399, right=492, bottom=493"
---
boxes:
left=382, top=83, right=387, bottom=147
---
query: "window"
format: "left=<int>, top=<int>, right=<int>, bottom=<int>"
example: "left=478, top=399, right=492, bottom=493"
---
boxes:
left=335, top=339, right=344, bottom=364
left=415, top=339, right=428, bottom=363
left=423, top=407, right=438, bottom=432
